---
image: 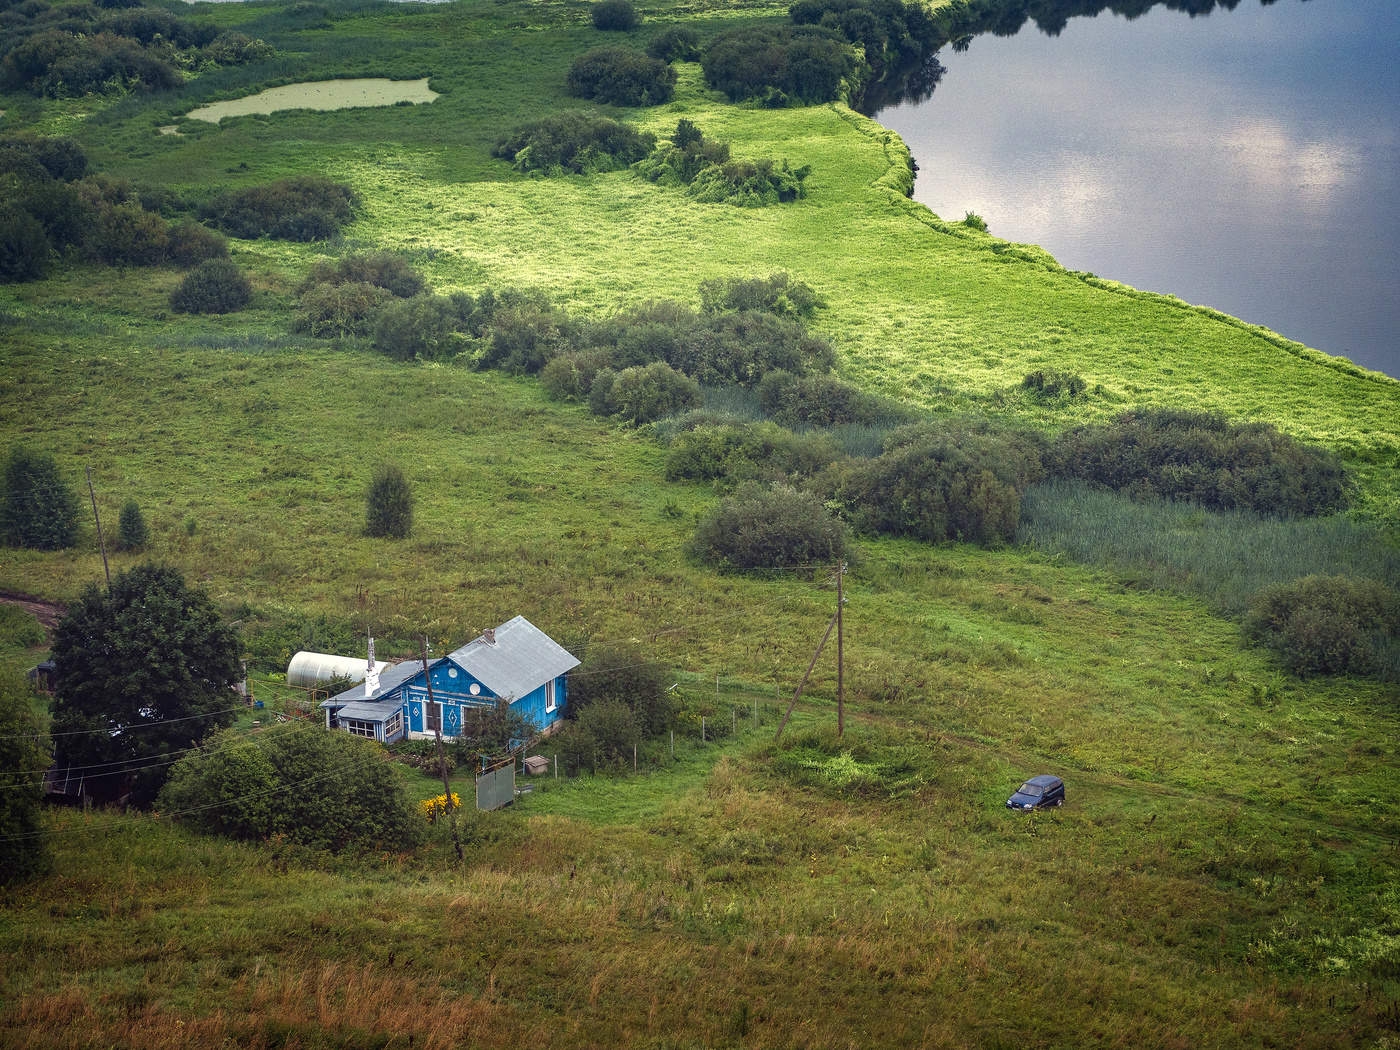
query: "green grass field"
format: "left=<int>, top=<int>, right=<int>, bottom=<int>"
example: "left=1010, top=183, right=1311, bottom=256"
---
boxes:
left=2, top=0, right=1399, bottom=1045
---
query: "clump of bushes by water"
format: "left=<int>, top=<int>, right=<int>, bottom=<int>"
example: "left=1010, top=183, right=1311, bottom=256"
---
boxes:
left=0, top=2, right=270, bottom=99
left=493, top=111, right=656, bottom=175
left=690, top=481, right=852, bottom=570
left=702, top=25, right=859, bottom=106
left=591, top=0, right=639, bottom=31
left=1245, top=575, right=1399, bottom=680
left=169, top=258, right=253, bottom=314
left=566, top=46, right=677, bottom=106
left=633, top=120, right=813, bottom=206
left=198, top=176, right=358, bottom=241
left=1046, top=409, right=1348, bottom=516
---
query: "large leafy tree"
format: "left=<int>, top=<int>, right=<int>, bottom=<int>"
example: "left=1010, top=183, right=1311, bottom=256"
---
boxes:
left=51, top=564, right=241, bottom=806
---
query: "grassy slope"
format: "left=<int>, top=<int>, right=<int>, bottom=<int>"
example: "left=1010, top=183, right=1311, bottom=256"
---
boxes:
left=1, top=0, right=1399, bottom=1046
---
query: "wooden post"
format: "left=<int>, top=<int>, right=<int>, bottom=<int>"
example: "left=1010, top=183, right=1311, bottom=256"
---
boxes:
left=86, top=466, right=110, bottom=587
left=837, top=562, right=845, bottom=738
left=701, top=716, right=706, bottom=742
left=421, top=638, right=463, bottom=862
left=774, top=612, right=838, bottom=742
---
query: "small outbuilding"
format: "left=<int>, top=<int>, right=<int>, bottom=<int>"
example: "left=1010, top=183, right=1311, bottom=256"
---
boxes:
left=320, top=616, right=579, bottom=744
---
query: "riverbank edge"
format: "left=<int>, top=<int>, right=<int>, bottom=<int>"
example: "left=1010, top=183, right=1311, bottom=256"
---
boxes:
left=835, top=102, right=1398, bottom=389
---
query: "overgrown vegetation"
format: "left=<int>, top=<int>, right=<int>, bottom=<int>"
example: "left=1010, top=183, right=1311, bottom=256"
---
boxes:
left=1, top=445, right=78, bottom=551
left=634, top=120, right=811, bottom=206
left=365, top=463, right=413, bottom=540
left=169, top=258, right=252, bottom=314
left=160, top=722, right=424, bottom=852
left=0, top=672, right=49, bottom=884
left=590, top=0, right=639, bottom=31
left=1245, top=574, right=1399, bottom=679
left=198, top=176, right=358, bottom=242
left=690, top=481, right=852, bottom=569
left=494, top=111, right=656, bottom=175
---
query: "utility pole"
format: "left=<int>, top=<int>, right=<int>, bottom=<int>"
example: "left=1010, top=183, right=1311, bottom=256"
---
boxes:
left=836, top=561, right=845, bottom=738
left=86, top=465, right=110, bottom=586
left=421, top=637, right=463, bottom=862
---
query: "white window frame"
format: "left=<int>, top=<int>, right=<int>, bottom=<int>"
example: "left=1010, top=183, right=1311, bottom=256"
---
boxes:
left=545, top=678, right=557, bottom=714
left=384, top=708, right=403, bottom=739
left=346, top=718, right=375, bottom=739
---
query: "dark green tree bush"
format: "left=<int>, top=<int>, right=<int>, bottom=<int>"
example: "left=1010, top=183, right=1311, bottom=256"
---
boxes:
left=567, top=642, right=673, bottom=735
left=647, top=26, right=702, bottom=62
left=453, top=702, right=537, bottom=762
left=556, top=700, right=642, bottom=772
left=494, top=111, right=655, bottom=175
left=566, top=46, right=677, bottom=106
left=1047, top=409, right=1348, bottom=516
left=160, top=722, right=425, bottom=852
left=116, top=498, right=148, bottom=550
left=198, top=176, right=357, bottom=241
left=14, top=180, right=90, bottom=253
left=365, top=463, right=413, bottom=539
left=170, top=258, right=252, bottom=314
left=0, top=672, right=49, bottom=884
left=51, top=564, right=242, bottom=806
left=757, top=370, right=898, bottom=426
left=0, top=135, right=88, bottom=181
left=700, top=272, right=823, bottom=317
left=702, top=25, right=857, bottom=105
left=475, top=305, right=578, bottom=374
left=202, top=31, right=273, bottom=65
left=828, top=421, right=1045, bottom=546
left=633, top=122, right=731, bottom=187
left=1245, top=575, right=1399, bottom=679
left=4, top=29, right=181, bottom=97
left=540, top=348, right=617, bottom=401
left=301, top=251, right=425, bottom=298
left=674, top=310, right=834, bottom=386
left=1, top=445, right=78, bottom=550
left=690, top=482, right=852, bottom=569
left=165, top=219, right=228, bottom=267
left=0, top=207, right=51, bottom=282
left=84, top=201, right=169, bottom=265
left=591, top=0, right=639, bottom=30
left=601, top=361, right=701, bottom=423
left=372, top=294, right=463, bottom=360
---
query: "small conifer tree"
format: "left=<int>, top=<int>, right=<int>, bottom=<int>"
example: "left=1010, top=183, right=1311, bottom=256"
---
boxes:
left=365, top=464, right=413, bottom=539
left=1, top=446, right=79, bottom=550
left=117, top=498, right=149, bottom=550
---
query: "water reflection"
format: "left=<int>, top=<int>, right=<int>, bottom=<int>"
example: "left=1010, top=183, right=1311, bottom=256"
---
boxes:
left=874, top=0, right=1400, bottom=377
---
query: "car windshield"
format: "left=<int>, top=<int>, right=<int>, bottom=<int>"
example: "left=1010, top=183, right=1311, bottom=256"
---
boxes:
left=1016, top=782, right=1043, bottom=796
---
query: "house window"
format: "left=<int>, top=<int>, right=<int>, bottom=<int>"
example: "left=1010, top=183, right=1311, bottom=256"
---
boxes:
left=545, top=679, right=556, bottom=714
left=384, top=709, right=403, bottom=739
left=426, top=699, right=441, bottom=732
left=346, top=719, right=375, bottom=739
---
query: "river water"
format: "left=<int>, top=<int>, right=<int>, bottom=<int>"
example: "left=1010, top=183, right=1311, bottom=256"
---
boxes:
left=875, top=0, right=1400, bottom=378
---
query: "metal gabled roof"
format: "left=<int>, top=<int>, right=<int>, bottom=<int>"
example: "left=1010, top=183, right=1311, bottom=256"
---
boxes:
left=334, top=697, right=406, bottom=722
left=321, top=659, right=419, bottom=709
left=447, top=615, right=579, bottom=700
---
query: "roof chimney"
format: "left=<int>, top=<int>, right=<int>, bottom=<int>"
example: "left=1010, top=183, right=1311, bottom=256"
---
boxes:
left=364, top=634, right=381, bottom=698
left=482, top=628, right=496, bottom=646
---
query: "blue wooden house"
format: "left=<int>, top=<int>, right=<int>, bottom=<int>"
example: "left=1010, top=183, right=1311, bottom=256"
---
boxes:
left=320, top=616, right=579, bottom=744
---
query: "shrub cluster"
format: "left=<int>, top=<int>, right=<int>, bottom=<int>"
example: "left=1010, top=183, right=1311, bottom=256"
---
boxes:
left=566, top=46, right=677, bottom=106
left=591, top=361, right=702, bottom=424
left=789, top=0, right=944, bottom=108
left=824, top=420, right=1045, bottom=546
left=757, top=370, right=905, bottom=427
left=665, top=421, right=841, bottom=488
left=591, top=0, right=639, bottom=31
left=159, top=723, right=424, bottom=853
left=1245, top=575, right=1399, bottom=679
left=646, top=26, right=701, bottom=62
left=493, top=110, right=656, bottom=175
left=701, top=25, right=858, bottom=106
left=634, top=121, right=814, bottom=206
left=295, top=251, right=424, bottom=337
left=365, top=463, right=413, bottom=539
left=1, top=2, right=270, bottom=99
left=1022, top=368, right=1085, bottom=399
left=689, top=482, right=852, bottom=569
left=198, top=176, right=358, bottom=241
left=567, top=642, right=674, bottom=736
left=169, top=258, right=252, bottom=314
left=1047, top=409, right=1348, bottom=516
left=700, top=271, right=823, bottom=317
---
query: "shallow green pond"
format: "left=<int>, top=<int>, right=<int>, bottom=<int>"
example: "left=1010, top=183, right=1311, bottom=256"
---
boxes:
left=186, top=78, right=439, bottom=123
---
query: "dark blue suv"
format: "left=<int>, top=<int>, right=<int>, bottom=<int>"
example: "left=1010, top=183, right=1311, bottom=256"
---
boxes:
left=1006, top=774, right=1065, bottom=811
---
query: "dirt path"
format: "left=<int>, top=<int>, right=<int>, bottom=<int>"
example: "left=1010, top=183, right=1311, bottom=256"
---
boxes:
left=0, top=591, right=65, bottom=635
